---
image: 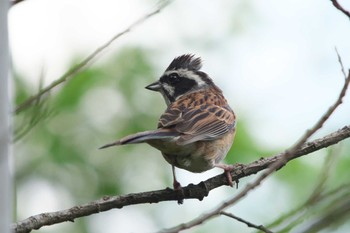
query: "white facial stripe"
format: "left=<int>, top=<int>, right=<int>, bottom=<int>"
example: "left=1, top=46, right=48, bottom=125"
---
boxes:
left=164, top=69, right=206, bottom=87
left=162, top=83, right=175, bottom=96
left=187, top=73, right=206, bottom=87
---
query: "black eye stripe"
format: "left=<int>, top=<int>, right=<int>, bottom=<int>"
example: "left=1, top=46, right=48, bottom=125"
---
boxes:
left=160, top=73, right=181, bottom=85
left=168, top=73, right=180, bottom=84
left=169, top=73, right=179, bottom=78
left=158, top=71, right=206, bottom=104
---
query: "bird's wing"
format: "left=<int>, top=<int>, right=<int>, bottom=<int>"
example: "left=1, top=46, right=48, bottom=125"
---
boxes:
left=158, top=104, right=236, bottom=145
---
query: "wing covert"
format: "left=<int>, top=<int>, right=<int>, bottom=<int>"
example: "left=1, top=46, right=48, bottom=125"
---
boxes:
left=158, top=103, right=236, bottom=145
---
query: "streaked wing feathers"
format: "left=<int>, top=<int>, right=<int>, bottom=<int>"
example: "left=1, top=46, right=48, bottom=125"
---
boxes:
left=158, top=108, right=183, bottom=128
left=158, top=104, right=236, bottom=145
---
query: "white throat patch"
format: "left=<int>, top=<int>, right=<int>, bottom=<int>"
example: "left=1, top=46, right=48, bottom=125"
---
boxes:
left=162, top=83, right=175, bottom=96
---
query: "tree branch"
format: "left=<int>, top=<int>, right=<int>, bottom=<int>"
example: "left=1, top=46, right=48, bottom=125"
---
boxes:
left=12, top=125, right=350, bottom=233
left=331, top=0, right=350, bottom=20
left=220, top=211, right=273, bottom=233
left=13, top=1, right=172, bottom=114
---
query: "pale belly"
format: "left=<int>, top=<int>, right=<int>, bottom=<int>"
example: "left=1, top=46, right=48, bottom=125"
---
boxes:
left=147, top=132, right=234, bottom=173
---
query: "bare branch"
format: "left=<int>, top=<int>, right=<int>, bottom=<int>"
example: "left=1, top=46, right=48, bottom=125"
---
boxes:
left=265, top=147, right=344, bottom=232
left=331, top=0, right=350, bottom=20
left=12, top=125, right=350, bottom=233
left=14, top=1, right=172, bottom=114
left=220, top=211, right=273, bottom=233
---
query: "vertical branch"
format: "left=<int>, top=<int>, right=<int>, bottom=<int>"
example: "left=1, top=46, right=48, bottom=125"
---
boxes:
left=0, top=0, right=13, bottom=233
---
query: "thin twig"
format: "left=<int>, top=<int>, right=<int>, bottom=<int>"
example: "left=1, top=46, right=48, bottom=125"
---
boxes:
left=266, top=146, right=342, bottom=232
left=271, top=184, right=350, bottom=233
left=299, top=196, right=350, bottom=233
left=306, top=145, right=341, bottom=204
left=14, top=1, right=172, bottom=114
left=220, top=211, right=273, bottom=233
left=331, top=0, right=350, bottom=20
left=335, top=47, right=348, bottom=79
left=159, top=66, right=350, bottom=232
left=12, top=125, right=350, bottom=233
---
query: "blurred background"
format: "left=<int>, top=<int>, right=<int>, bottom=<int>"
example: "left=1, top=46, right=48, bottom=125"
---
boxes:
left=9, top=0, right=350, bottom=232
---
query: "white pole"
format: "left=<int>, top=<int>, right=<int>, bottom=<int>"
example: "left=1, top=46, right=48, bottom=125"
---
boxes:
left=0, top=0, right=12, bottom=232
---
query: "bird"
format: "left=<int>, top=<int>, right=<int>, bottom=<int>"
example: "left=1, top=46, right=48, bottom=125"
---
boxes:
left=99, top=54, right=237, bottom=190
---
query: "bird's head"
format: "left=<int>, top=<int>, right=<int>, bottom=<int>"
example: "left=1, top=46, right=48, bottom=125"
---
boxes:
left=145, top=54, right=217, bottom=105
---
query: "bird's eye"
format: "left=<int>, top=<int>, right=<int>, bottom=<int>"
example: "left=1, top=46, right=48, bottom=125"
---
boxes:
left=168, top=73, right=180, bottom=85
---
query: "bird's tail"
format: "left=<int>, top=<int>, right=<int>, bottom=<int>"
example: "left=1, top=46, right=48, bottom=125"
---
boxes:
left=99, top=129, right=178, bottom=149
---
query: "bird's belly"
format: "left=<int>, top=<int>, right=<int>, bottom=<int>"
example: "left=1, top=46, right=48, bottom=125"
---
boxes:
left=147, top=138, right=195, bottom=156
left=147, top=133, right=234, bottom=173
left=147, top=139, right=209, bottom=172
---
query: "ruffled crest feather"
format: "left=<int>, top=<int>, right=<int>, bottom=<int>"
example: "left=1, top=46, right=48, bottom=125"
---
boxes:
left=166, top=54, right=202, bottom=71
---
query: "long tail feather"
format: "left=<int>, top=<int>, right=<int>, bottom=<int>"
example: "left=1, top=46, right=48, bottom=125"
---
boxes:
left=99, top=129, right=178, bottom=149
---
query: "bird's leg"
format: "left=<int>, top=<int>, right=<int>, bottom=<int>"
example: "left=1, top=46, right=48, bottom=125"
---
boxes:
left=172, top=165, right=182, bottom=190
left=215, top=163, right=242, bottom=187
left=171, top=165, right=184, bottom=204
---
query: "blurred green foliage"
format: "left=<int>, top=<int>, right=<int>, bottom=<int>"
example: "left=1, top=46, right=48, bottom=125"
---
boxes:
left=13, top=48, right=350, bottom=233
left=18, top=48, right=157, bottom=191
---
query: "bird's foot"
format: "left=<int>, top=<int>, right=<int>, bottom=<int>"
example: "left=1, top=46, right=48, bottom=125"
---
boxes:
left=173, top=179, right=182, bottom=191
left=215, top=163, right=243, bottom=187
left=173, top=179, right=184, bottom=204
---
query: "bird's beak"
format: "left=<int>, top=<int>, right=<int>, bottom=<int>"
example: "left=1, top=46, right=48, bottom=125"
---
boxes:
left=145, top=81, right=161, bottom=92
